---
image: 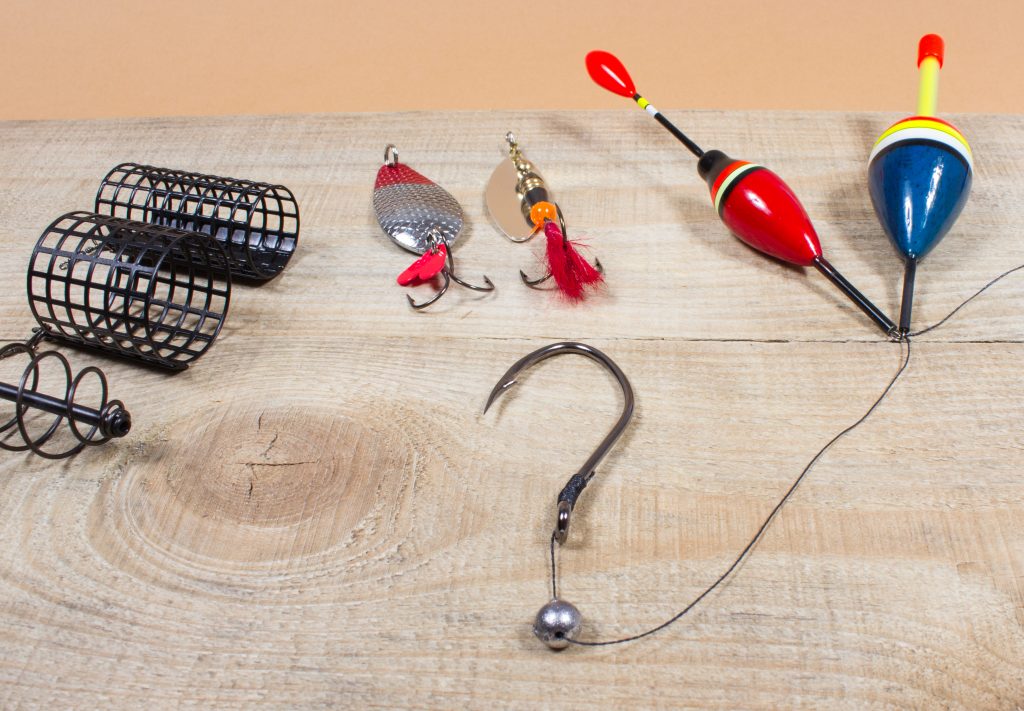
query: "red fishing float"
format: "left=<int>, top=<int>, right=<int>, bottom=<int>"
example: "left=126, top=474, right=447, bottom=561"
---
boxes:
left=586, top=50, right=896, bottom=336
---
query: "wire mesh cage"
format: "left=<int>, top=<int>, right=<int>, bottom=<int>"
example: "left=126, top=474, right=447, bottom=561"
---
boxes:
left=94, top=163, right=299, bottom=281
left=27, top=211, right=232, bottom=371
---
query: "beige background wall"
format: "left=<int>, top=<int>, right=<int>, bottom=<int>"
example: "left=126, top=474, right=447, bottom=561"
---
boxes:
left=1, top=0, right=1021, bottom=120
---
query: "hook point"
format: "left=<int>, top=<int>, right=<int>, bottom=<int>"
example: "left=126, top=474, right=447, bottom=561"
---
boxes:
left=484, top=378, right=517, bottom=413
left=521, top=269, right=553, bottom=288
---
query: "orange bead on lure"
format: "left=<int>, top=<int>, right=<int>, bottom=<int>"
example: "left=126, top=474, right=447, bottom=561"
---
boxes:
left=586, top=50, right=897, bottom=337
left=529, top=201, right=559, bottom=229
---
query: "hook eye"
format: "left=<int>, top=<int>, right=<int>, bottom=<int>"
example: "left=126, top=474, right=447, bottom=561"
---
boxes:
left=426, top=226, right=445, bottom=252
left=384, top=144, right=399, bottom=167
left=556, top=500, right=571, bottom=544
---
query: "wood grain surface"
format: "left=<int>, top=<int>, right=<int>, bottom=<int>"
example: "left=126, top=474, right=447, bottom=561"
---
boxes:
left=0, top=110, right=1022, bottom=709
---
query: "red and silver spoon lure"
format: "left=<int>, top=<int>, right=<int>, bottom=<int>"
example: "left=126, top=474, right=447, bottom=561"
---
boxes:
left=586, top=51, right=897, bottom=337
left=485, top=133, right=604, bottom=302
left=373, top=145, right=494, bottom=310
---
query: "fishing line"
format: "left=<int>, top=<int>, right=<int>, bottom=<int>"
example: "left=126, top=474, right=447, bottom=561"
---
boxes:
left=910, top=263, right=1024, bottom=337
left=551, top=263, right=1024, bottom=646
left=557, top=341, right=910, bottom=646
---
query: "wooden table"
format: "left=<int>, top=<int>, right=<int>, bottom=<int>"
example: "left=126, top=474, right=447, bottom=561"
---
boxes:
left=1, top=111, right=1022, bottom=708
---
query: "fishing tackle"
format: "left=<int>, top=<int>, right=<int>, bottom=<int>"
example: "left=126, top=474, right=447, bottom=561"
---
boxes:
left=95, top=163, right=300, bottom=281
left=1, top=211, right=232, bottom=458
left=485, top=133, right=604, bottom=301
left=484, top=342, right=634, bottom=648
left=485, top=339, right=916, bottom=651
left=29, top=212, right=231, bottom=370
left=0, top=333, right=131, bottom=459
left=868, top=34, right=972, bottom=338
left=3, top=162, right=299, bottom=458
left=586, top=50, right=898, bottom=337
left=373, top=145, right=494, bottom=310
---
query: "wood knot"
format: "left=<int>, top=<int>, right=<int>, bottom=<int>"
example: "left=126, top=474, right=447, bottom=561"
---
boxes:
left=105, top=405, right=411, bottom=563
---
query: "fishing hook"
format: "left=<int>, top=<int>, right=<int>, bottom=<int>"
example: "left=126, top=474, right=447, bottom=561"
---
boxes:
left=407, top=270, right=451, bottom=310
left=517, top=205, right=603, bottom=288
left=445, top=240, right=495, bottom=293
left=407, top=231, right=495, bottom=310
left=483, top=342, right=634, bottom=544
left=520, top=257, right=604, bottom=288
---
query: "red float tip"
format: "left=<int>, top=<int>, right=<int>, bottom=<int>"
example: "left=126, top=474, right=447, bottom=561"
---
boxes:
left=918, top=34, right=944, bottom=68
left=585, top=50, right=637, bottom=98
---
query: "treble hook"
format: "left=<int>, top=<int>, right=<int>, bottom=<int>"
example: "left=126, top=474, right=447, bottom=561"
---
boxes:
left=445, top=241, right=495, bottom=293
left=520, top=257, right=605, bottom=288
left=484, top=342, right=634, bottom=544
left=407, top=232, right=495, bottom=310
left=518, top=205, right=604, bottom=288
left=407, top=269, right=451, bottom=310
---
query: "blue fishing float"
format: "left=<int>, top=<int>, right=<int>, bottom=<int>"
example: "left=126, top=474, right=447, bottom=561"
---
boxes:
left=868, top=34, right=973, bottom=337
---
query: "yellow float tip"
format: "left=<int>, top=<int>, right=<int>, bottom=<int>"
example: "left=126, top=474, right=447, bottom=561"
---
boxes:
left=916, top=34, right=944, bottom=117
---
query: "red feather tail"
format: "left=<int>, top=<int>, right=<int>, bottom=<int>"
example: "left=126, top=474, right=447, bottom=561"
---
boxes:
left=544, top=221, right=603, bottom=301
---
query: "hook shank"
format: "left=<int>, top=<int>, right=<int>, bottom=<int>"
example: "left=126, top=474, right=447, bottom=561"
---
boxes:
left=484, top=342, right=634, bottom=544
